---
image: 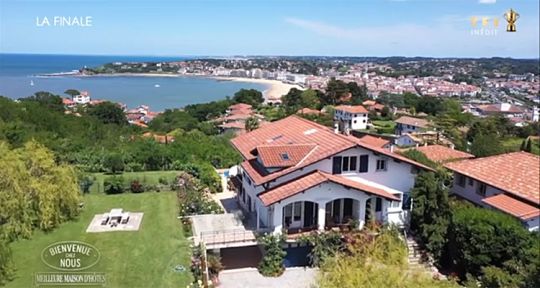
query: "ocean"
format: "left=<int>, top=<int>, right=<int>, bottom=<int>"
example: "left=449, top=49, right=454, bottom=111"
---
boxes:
left=0, top=54, right=267, bottom=110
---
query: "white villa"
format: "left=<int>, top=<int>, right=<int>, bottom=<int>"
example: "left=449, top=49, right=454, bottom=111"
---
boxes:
left=333, top=105, right=369, bottom=133
left=72, top=91, right=91, bottom=104
left=229, top=115, right=433, bottom=235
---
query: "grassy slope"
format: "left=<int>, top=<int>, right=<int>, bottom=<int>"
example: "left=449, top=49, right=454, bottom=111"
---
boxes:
left=89, top=170, right=180, bottom=193
left=6, top=192, right=192, bottom=288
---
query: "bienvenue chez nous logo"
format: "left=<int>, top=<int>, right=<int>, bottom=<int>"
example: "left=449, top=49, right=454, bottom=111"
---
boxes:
left=36, top=241, right=106, bottom=286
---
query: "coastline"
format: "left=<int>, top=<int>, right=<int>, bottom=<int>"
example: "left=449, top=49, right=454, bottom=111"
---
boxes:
left=42, top=72, right=303, bottom=101
left=208, top=76, right=304, bottom=101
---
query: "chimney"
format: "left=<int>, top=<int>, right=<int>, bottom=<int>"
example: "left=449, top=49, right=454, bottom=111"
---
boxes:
left=390, top=144, right=395, bottom=153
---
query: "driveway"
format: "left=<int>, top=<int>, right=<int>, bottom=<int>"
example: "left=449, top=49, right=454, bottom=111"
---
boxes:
left=218, top=267, right=318, bottom=288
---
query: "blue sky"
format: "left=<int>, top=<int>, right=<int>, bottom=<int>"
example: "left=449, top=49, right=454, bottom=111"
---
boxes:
left=0, top=0, right=538, bottom=57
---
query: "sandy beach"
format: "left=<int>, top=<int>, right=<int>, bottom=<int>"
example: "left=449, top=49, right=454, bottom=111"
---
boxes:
left=210, top=77, right=304, bottom=101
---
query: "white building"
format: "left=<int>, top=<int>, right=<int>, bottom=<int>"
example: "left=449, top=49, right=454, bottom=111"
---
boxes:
left=230, top=116, right=433, bottom=235
left=334, top=105, right=369, bottom=133
left=445, top=152, right=540, bottom=231
left=72, top=91, right=91, bottom=105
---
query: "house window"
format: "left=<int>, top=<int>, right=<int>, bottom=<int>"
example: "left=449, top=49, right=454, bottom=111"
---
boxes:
left=241, top=188, right=246, bottom=203
left=457, top=174, right=466, bottom=187
left=376, top=159, right=387, bottom=171
left=359, top=155, right=369, bottom=173
left=476, top=183, right=487, bottom=196
left=468, top=178, right=474, bottom=186
left=402, top=193, right=412, bottom=210
left=353, top=120, right=357, bottom=124
left=336, top=156, right=358, bottom=173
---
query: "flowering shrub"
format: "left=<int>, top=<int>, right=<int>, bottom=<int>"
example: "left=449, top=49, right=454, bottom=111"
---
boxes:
left=175, top=172, right=223, bottom=216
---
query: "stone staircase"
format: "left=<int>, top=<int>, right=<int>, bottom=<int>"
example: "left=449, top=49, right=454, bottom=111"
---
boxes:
left=406, top=236, right=446, bottom=280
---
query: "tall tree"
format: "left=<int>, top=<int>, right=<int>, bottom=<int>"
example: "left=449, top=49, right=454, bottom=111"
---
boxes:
left=87, top=101, right=127, bottom=125
left=410, top=171, right=451, bottom=262
left=64, top=89, right=80, bottom=98
left=232, top=89, right=264, bottom=107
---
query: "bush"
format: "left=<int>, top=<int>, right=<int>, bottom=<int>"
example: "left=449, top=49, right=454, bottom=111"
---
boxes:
left=175, top=172, right=223, bottom=216
left=447, top=204, right=534, bottom=278
left=104, top=176, right=125, bottom=194
left=130, top=179, right=145, bottom=193
left=258, top=234, right=286, bottom=277
left=0, top=238, right=14, bottom=285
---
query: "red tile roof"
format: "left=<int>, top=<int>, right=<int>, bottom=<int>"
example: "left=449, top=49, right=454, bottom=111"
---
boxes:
left=482, top=194, right=540, bottom=220
left=415, top=145, right=474, bottom=163
left=477, top=104, right=524, bottom=114
left=445, top=152, right=540, bottom=203
left=229, top=103, right=252, bottom=111
left=256, top=144, right=316, bottom=168
left=232, top=115, right=433, bottom=185
left=259, top=170, right=399, bottom=206
left=297, top=108, right=322, bottom=115
left=335, top=105, right=368, bottom=114
left=358, top=135, right=390, bottom=148
left=395, top=116, right=430, bottom=128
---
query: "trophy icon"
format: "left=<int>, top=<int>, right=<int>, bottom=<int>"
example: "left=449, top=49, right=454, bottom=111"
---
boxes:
left=504, top=8, right=519, bottom=32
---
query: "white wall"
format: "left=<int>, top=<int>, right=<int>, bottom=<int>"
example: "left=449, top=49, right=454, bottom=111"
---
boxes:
left=334, top=110, right=368, bottom=131
left=265, top=146, right=417, bottom=193
left=450, top=174, right=501, bottom=206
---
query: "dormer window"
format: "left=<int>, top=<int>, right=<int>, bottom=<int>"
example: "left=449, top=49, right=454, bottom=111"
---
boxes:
left=281, top=153, right=290, bottom=161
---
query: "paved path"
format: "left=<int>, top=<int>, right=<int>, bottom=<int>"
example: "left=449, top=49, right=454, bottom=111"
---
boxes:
left=218, top=268, right=318, bottom=288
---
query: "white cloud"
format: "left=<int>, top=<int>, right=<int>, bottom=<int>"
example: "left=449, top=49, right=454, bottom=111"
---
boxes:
left=284, top=17, right=539, bottom=57
left=479, top=0, right=496, bottom=4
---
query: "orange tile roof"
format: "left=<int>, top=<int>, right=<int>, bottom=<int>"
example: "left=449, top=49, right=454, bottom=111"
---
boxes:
left=395, top=116, right=430, bottom=128
left=232, top=115, right=433, bottom=186
left=445, top=152, right=540, bottom=203
left=362, top=100, right=376, bottom=106
left=415, top=145, right=474, bottom=163
left=296, top=108, right=322, bottom=115
left=229, top=103, right=252, bottom=110
left=256, top=144, right=316, bottom=168
left=358, top=135, right=390, bottom=148
left=482, top=194, right=540, bottom=220
left=335, top=105, right=368, bottom=114
left=259, top=170, right=399, bottom=206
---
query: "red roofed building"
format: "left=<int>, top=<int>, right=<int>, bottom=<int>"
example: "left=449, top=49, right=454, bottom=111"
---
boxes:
left=445, top=152, right=540, bottom=231
left=334, top=105, right=369, bottom=133
left=358, top=135, right=391, bottom=148
left=229, top=115, right=432, bottom=235
left=415, top=144, right=474, bottom=163
left=395, top=116, right=431, bottom=135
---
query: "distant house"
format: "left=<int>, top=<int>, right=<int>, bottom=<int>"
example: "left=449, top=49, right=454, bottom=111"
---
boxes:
left=72, top=91, right=91, bottom=105
left=62, top=98, right=75, bottom=108
left=218, top=103, right=263, bottom=135
left=445, top=152, right=539, bottom=231
left=395, top=133, right=423, bottom=147
left=475, top=103, right=525, bottom=118
left=334, top=105, right=369, bottom=133
left=394, top=131, right=452, bottom=148
left=296, top=108, right=322, bottom=116
left=394, top=116, right=430, bottom=136
left=362, top=100, right=386, bottom=113
left=414, top=144, right=474, bottom=163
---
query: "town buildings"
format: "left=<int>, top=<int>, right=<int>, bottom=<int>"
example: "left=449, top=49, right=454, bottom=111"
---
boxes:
left=445, top=152, right=540, bottom=231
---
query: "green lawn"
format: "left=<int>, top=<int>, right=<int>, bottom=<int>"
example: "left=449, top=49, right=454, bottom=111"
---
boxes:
left=6, top=192, right=192, bottom=288
left=371, top=120, right=396, bottom=129
left=88, top=170, right=181, bottom=193
left=501, top=137, right=540, bottom=155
